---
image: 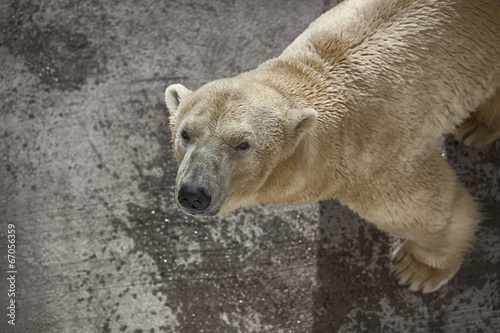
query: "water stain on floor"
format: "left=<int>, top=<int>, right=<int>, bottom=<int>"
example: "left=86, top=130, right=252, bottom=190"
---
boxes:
left=1, top=1, right=101, bottom=90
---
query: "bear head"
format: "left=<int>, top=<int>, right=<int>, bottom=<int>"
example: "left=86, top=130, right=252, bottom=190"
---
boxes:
left=165, top=77, right=317, bottom=216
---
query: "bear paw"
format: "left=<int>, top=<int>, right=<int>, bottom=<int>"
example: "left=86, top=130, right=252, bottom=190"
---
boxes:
left=391, top=241, right=459, bottom=293
left=455, top=117, right=500, bottom=146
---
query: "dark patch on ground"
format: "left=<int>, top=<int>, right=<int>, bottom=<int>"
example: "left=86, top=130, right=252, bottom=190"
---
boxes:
left=113, top=201, right=318, bottom=331
left=1, top=1, right=101, bottom=90
left=134, top=215, right=311, bottom=328
left=313, top=200, right=406, bottom=332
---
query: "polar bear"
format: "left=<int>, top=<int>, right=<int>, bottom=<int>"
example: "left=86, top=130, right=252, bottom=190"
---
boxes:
left=165, top=0, right=500, bottom=293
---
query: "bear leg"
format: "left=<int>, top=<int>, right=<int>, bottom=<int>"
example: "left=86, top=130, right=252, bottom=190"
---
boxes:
left=456, top=87, right=500, bottom=146
left=390, top=186, right=480, bottom=293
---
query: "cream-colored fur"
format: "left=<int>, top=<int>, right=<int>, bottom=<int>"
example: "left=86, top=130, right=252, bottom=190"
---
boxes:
left=165, top=0, right=500, bottom=293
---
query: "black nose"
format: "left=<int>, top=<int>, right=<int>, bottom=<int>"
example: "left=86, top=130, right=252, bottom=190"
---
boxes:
left=178, top=184, right=212, bottom=212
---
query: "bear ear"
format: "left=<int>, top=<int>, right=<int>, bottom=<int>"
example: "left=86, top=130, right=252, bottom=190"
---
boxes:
left=165, top=84, right=193, bottom=119
left=286, top=108, right=318, bottom=144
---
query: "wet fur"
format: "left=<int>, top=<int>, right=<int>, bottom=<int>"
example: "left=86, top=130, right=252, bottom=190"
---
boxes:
left=166, top=0, right=500, bottom=292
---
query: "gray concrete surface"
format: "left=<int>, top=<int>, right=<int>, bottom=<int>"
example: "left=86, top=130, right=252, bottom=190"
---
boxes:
left=0, top=0, right=499, bottom=332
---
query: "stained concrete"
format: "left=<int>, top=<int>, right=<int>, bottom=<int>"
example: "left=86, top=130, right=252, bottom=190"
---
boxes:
left=0, top=0, right=498, bottom=332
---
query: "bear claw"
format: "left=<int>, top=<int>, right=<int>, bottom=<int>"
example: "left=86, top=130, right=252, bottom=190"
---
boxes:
left=391, top=241, right=457, bottom=293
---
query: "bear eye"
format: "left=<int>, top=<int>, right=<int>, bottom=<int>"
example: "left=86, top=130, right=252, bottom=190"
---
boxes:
left=236, top=142, right=250, bottom=151
left=181, top=130, right=190, bottom=141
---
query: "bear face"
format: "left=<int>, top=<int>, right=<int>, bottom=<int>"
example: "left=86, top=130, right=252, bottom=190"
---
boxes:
left=165, top=78, right=317, bottom=216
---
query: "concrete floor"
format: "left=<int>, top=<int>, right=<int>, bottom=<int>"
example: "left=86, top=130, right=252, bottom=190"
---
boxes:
left=0, top=0, right=499, bottom=332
